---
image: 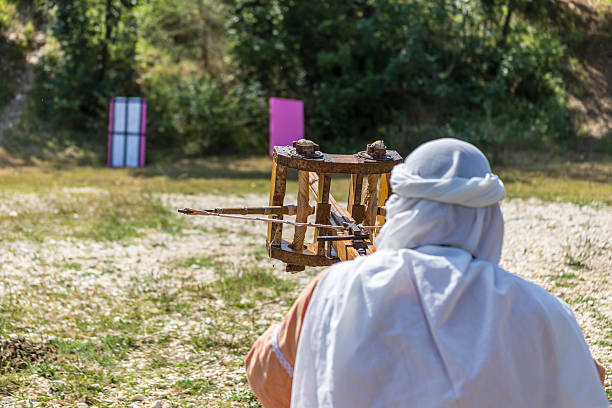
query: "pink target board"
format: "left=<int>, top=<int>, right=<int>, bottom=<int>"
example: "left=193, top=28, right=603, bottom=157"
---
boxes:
left=269, top=97, right=303, bottom=156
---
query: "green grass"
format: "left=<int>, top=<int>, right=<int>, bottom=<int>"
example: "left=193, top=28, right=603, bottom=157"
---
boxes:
left=0, top=152, right=610, bottom=208
left=495, top=151, right=612, bottom=205
left=0, top=153, right=609, bottom=405
left=545, top=272, right=579, bottom=288
left=210, top=267, right=297, bottom=306
left=61, top=262, right=83, bottom=271
left=227, top=390, right=260, bottom=407
left=0, top=189, right=183, bottom=242
left=0, top=253, right=293, bottom=405
left=180, top=256, right=228, bottom=272
left=174, top=378, right=215, bottom=395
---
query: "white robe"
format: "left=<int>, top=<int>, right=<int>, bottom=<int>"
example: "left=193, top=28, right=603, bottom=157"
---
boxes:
left=291, top=139, right=608, bottom=407
left=291, top=247, right=608, bottom=407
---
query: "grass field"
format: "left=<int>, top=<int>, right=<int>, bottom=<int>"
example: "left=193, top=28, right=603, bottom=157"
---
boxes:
left=0, top=155, right=610, bottom=406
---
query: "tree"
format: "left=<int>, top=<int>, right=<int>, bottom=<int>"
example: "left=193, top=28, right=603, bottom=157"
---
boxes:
left=38, top=0, right=138, bottom=128
left=226, top=0, right=572, bottom=151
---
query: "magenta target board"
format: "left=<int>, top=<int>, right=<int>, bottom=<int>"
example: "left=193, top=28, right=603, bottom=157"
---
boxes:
left=108, top=97, right=147, bottom=167
left=269, top=97, right=303, bottom=156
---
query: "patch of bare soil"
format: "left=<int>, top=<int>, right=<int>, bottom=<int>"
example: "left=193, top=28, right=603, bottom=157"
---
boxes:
left=563, top=0, right=612, bottom=142
left=0, top=336, right=55, bottom=373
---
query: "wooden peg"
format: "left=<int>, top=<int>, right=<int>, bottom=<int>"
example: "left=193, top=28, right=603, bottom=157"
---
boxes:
left=348, top=173, right=365, bottom=224
left=267, top=159, right=287, bottom=247
left=286, top=263, right=306, bottom=273
left=314, top=173, right=332, bottom=255
left=290, top=170, right=310, bottom=250
left=375, top=172, right=391, bottom=238
left=364, top=173, right=380, bottom=227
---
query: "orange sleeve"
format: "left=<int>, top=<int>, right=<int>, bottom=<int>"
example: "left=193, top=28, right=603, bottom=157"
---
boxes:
left=594, top=359, right=605, bottom=386
left=245, top=270, right=326, bottom=408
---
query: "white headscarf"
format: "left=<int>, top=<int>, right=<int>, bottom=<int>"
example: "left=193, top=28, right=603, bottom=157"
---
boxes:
left=291, top=138, right=607, bottom=408
left=375, top=138, right=505, bottom=262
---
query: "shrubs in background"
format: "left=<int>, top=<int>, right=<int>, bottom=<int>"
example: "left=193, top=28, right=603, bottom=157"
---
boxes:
left=33, top=0, right=139, bottom=130
left=2, top=0, right=587, bottom=159
left=142, top=75, right=267, bottom=154
left=136, top=0, right=267, bottom=155
left=227, top=0, right=574, bottom=153
left=0, top=0, right=25, bottom=109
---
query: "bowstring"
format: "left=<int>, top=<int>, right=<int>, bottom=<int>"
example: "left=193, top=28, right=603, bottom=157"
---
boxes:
left=179, top=208, right=383, bottom=230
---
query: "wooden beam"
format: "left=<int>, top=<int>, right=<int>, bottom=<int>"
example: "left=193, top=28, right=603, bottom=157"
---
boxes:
left=314, top=173, right=332, bottom=255
left=267, top=159, right=287, bottom=247
left=348, top=173, right=365, bottom=224
left=290, top=170, right=310, bottom=250
left=308, top=172, right=375, bottom=261
left=376, top=173, right=390, bottom=227
left=364, top=173, right=380, bottom=227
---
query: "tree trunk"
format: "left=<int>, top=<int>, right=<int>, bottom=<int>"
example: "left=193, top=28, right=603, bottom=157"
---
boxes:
left=196, top=0, right=211, bottom=74
left=500, top=0, right=514, bottom=48
left=98, top=0, right=113, bottom=83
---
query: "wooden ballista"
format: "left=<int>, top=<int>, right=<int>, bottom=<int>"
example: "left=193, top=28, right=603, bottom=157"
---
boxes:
left=179, top=139, right=403, bottom=272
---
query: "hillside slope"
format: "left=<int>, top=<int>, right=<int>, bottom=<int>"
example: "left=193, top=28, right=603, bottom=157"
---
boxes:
left=0, top=0, right=610, bottom=155
left=564, top=0, right=612, bottom=143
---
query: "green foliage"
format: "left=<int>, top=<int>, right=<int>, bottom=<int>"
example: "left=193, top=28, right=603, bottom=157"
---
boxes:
left=33, top=0, right=139, bottom=129
left=227, top=0, right=575, bottom=152
left=0, top=0, right=17, bottom=32
left=138, top=0, right=227, bottom=78
left=0, top=41, right=24, bottom=108
left=135, top=0, right=269, bottom=155
left=143, top=75, right=267, bottom=154
left=0, top=0, right=24, bottom=109
left=15, top=0, right=595, bottom=156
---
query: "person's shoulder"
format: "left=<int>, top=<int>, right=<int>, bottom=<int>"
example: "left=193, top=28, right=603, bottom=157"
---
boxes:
left=491, top=265, right=546, bottom=293
left=333, top=249, right=407, bottom=271
left=490, top=264, right=572, bottom=316
left=321, top=249, right=404, bottom=283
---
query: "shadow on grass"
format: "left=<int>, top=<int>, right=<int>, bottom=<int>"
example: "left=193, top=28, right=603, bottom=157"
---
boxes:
left=129, top=158, right=273, bottom=180
left=495, top=150, right=612, bottom=185
left=0, top=128, right=104, bottom=168
left=2, top=127, right=609, bottom=189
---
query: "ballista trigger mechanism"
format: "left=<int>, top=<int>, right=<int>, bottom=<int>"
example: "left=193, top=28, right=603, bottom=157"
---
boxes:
left=178, top=139, right=403, bottom=273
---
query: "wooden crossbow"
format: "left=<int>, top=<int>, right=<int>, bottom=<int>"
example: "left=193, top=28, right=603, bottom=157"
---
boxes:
left=178, top=139, right=403, bottom=272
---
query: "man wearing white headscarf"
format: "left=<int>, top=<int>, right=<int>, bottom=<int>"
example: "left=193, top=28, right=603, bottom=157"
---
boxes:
left=246, top=138, right=607, bottom=408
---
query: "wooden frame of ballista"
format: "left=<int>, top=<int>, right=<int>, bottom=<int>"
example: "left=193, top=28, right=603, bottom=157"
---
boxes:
left=179, top=139, right=403, bottom=272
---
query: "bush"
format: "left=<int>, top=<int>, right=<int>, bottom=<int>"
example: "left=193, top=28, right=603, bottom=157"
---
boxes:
left=0, top=0, right=24, bottom=109
left=143, top=75, right=267, bottom=155
left=22, top=0, right=583, bottom=157
left=0, top=0, right=16, bottom=32
left=227, top=0, right=575, bottom=152
left=32, top=0, right=139, bottom=131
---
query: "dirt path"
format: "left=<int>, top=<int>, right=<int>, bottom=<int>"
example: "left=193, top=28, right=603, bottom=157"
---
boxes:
left=0, top=33, right=45, bottom=140
left=565, top=0, right=612, bottom=141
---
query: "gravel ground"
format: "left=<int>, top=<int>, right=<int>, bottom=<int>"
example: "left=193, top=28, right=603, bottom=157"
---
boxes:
left=0, top=192, right=610, bottom=406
